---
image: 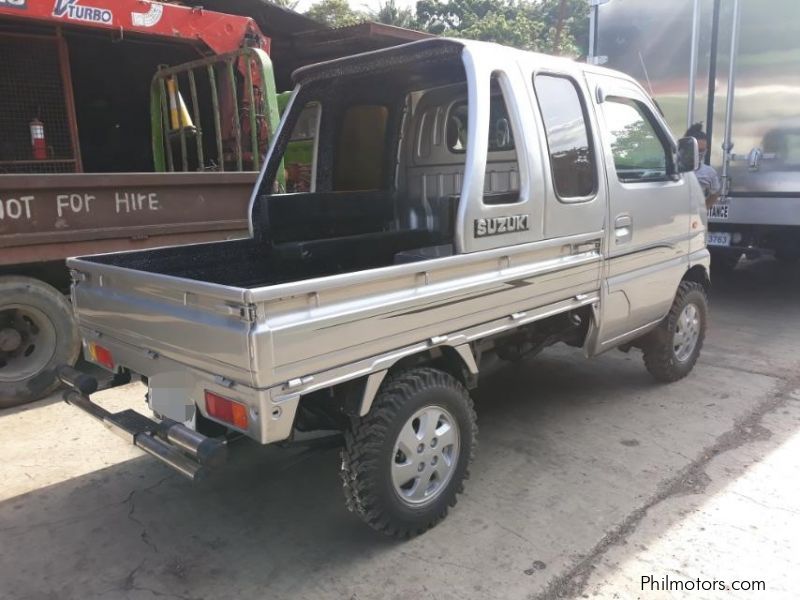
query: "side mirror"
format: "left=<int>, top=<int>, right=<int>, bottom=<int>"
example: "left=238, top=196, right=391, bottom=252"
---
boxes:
left=677, top=136, right=700, bottom=173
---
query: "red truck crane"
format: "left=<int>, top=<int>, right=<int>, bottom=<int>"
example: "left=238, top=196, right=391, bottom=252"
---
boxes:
left=0, top=0, right=430, bottom=408
left=0, top=0, right=289, bottom=406
left=2, top=0, right=271, bottom=53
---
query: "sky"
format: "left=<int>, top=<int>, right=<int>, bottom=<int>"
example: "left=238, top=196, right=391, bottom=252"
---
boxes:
left=294, top=0, right=418, bottom=16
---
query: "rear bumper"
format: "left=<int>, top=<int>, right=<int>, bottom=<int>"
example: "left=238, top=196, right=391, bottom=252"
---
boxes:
left=78, top=329, right=299, bottom=445
left=58, top=366, right=227, bottom=481
left=707, top=223, right=800, bottom=256
left=708, top=195, right=800, bottom=256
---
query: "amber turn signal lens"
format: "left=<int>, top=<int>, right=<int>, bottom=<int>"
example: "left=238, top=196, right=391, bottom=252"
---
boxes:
left=204, top=390, right=248, bottom=430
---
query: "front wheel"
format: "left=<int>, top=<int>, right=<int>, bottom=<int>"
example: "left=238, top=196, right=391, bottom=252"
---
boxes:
left=341, top=367, right=477, bottom=538
left=642, top=281, right=708, bottom=383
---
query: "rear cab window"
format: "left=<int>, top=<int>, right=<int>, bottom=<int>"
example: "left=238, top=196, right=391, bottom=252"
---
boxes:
left=334, top=105, right=389, bottom=191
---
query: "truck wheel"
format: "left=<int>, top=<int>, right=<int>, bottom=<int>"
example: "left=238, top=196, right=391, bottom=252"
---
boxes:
left=341, top=367, right=477, bottom=538
left=0, top=276, right=81, bottom=408
left=642, top=281, right=708, bottom=383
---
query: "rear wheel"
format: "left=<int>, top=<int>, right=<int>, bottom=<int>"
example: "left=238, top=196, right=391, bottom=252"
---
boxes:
left=642, top=281, right=708, bottom=383
left=341, top=367, right=477, bottom=538
left=0, top=276, right=80, bottom=408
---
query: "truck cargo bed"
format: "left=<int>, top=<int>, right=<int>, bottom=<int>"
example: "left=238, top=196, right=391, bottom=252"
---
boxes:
left=85, top=230, right=441, bottom=288
left=84, top=190, right=445, bottom=288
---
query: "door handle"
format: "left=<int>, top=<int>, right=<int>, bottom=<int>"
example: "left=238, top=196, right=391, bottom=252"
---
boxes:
left=614, top=214, right=632, bottom=243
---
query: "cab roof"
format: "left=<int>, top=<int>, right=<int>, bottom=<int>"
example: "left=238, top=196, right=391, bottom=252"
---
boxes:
left=292, top=37, right=626, bottom=86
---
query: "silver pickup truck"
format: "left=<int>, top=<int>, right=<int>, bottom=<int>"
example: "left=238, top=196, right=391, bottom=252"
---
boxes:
left=62, top=39, right=710, bottom=537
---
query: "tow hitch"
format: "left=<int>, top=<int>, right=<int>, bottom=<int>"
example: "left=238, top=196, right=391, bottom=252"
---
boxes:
left=58, top=366, right=227, bottom=481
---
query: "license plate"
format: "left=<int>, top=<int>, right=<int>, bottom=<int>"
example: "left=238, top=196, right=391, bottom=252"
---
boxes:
left=708, top=203, right=729, bottom=220
left=707, top=232, right=731, bottom=247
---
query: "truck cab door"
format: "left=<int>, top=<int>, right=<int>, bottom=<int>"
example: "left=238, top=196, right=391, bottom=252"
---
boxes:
left=586, top=73, right=691, bottom=352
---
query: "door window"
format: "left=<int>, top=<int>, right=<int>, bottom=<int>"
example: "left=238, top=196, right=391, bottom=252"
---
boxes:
left=603, top=98, right=670, bottom=183
left=533, top=74, right=597, bottom=200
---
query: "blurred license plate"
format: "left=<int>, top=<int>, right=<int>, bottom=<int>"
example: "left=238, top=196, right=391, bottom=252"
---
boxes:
left=707, top=232, right=731, bottom=246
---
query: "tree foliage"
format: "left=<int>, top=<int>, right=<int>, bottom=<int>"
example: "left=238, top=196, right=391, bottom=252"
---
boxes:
left=305, top=0, right=364, bottom=27
left=416, top=0, right=588, bottom=55
left=272, top=0, right=301, bottom=10
left=371, top=0, right=417, bottom=28
left=302, top=0, right=589, bottom=56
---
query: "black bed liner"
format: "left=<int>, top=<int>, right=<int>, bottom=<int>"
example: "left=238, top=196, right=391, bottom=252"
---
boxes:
left=85, top=191, right=447, bottom=289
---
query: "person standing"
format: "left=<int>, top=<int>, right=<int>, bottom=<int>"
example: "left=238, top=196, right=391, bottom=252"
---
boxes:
left=685, top=123, right=722, bottom=210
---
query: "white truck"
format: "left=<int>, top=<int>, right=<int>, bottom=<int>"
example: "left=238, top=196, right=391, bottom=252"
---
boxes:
left=60, top=39, right=710, bottom=537
left=590, top=0, right=800, bottom=268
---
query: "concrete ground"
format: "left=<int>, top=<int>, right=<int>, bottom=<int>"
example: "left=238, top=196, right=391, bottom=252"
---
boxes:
left=1, top=258, right=799, bottom=600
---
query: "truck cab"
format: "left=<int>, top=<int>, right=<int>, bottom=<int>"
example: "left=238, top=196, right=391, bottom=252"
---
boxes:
left=62, top=39, right=710, bottom=537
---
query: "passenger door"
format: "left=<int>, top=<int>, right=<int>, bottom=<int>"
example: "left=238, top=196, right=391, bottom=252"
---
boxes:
left=587, top=73, right=691, bottom=350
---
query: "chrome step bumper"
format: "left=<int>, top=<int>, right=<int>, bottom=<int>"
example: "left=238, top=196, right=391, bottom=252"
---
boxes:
left=58, top=366, right=226, bottom=481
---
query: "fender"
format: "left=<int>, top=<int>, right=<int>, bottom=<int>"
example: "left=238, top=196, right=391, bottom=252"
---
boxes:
left=356, top=344, right=479, bottom=416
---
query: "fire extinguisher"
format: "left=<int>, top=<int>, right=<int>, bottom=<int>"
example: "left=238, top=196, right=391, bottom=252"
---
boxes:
left=30, top=118, right=47, bottom=160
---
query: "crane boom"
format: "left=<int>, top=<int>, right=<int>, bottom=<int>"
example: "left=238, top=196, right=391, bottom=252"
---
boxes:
left=0, top=0, right=270, bottom=55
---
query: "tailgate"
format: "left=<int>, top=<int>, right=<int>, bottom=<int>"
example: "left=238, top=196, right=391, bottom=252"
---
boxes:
left=68, top=257, right=257, bottom=385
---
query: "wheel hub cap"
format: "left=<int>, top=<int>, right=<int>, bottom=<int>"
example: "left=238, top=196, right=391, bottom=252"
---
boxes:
left=0, top=327, right=22, bottom=352
left=391, top=405, right=460, bottom=506
left=673, top=303, right=701, bottom=362
left=0, top=306, right=57, bottom=382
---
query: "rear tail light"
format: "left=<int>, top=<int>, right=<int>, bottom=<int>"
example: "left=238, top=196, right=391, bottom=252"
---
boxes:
left=88, top=342, right=114, bottom=370
left=204, top=390, right=248, bottom=430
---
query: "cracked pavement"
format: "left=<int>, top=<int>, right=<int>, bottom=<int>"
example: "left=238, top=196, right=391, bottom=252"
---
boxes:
left=1, top=258, right=799, bottom=600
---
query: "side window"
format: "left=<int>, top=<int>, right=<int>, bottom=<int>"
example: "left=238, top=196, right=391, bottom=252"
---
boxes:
left=764, top=130, right=800, bottom=167
left=334, top=105, right=389, bottom=191
left=603, top=98, right=670, bottom=183
left=446, top=74, right=520, bottom=205
left=533, top=74, right=597, bottom=200
left=445, top=96, right=516, bottom=154
left=416, top=109, right=433, bottom=159
left=784, top=133, right=800, bottom=166
left=446, top=103, right=468, bottom=152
